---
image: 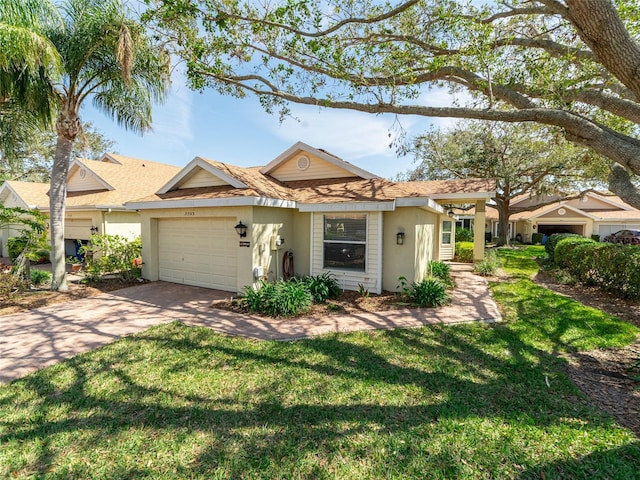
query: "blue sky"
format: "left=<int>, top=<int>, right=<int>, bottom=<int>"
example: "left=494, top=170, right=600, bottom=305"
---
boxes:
left=82, top=71, right=458, bottom=180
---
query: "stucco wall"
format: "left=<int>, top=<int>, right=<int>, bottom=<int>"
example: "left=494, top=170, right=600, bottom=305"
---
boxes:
left=383, top=207, right=436, bottom=291
left=290, top=211, right=311, bottom=276
left=102, top=211, right=141, bottom=239
left=252, top=207, right=294, bottom=283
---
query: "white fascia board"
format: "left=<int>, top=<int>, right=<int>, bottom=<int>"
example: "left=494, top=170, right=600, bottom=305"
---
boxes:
left=395, top=197, right=445, bottom=213
left=298, top=201, right=396, bottom=212
left=260, top=141, right=378, bottom=179
left=70, top=159, right=115, bottom=191
left=585, top=191, right=634, bottom=211
left=95, top=205, right=127, bottom=211
left=126, top=196, right=297, bottom=210
left=427, top=192, right=495, bottom=201
left=102, top=153, right=123, bottom=164
left=157, top=157, right=248, bottom=194
left=0, top=183, right=29, bottom=209
left=529, top=203, right=599, bottom=221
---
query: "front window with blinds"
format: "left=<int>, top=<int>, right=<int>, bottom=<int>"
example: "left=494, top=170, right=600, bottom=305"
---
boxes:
left=323, top=215, right=367, bottom=271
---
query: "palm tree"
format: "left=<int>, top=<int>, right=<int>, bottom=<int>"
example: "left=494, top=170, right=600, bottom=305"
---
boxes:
left=2, top=0, right=170, bottom=290
left=0, top=0, right=61, bottom=151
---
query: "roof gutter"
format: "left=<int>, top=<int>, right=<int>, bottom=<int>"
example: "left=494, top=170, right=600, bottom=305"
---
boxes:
left=126, top=196, right=298, bottom=210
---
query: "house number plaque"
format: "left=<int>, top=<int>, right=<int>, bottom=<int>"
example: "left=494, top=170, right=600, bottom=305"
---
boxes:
left=239, top=241, right=250, bottom=247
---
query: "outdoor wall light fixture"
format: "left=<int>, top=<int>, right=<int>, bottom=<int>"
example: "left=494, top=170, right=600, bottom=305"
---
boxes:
left=396, top=232, right=405, bottom=245
left=234, top=221, right=248, bottom=238
left=90, top=226, right=99, bottom=234
left=447, top=210, right=455, bottom=218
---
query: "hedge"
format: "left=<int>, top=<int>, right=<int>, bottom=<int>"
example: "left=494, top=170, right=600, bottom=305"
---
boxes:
left=554, top=238, right=640, bottom=298
left=455, top=241, right=474, bottom=263
left=545, top=233, right=582, bottom=261
left=531, top=232, right=544, bottom=244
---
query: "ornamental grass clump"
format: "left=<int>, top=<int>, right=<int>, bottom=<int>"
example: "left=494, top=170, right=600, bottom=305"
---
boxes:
left=409, top=277, right=450, bottom=307
left=428, top=260, right=454, bottom=287
left=302, top=272, right=341, bottom=303
left=243, top=279, right=313, bottom=317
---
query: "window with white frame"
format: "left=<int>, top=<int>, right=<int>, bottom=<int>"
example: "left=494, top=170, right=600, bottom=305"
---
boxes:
left=323, top=214, right=367, bottom=271
left=442, top=220, right=453, bottom=245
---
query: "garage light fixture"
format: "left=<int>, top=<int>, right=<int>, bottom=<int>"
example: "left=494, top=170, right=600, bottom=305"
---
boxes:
left=396, top=232, right=405, bottom=245
left=90, top=226, right=99, bottom=234
left=234, top=221, right=248, bottom=238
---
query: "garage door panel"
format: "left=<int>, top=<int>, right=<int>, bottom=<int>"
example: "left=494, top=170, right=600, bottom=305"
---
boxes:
left=158, top=218, right=237, bottom=291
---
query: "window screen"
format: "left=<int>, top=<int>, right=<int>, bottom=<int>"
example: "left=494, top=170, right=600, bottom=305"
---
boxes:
left=323, top=215, right=367, bottom=271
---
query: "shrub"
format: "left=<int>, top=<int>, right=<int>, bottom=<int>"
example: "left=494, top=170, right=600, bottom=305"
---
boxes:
left=554, top=237, right=598, bottom=269
left=30, top=269, right=51, bottom=286
left=81, top=234, right=142, bottom=282
left=531, top=233, right=544, bottom=244
left=302, top=272, right=341, bottom=303
left=545, top=233, right=583, bottom=262
left=0, top=273, right=26, bottom=301
left=428, top=261, right=454, bottom=287
left=554, top=241, right=640, bottom=298
left=408, top=277, right=450, bottom=307
left=591, top=234, right=600, bottom=242
left=7, top=236, right=28, bottom=263
left=455, top=242, right=474, bottom=263
left=455, top=227, right=474, bottom=242
left=243, top=279, right=313, bottom=317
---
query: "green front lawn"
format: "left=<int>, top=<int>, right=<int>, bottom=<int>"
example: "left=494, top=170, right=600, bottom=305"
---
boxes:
left=1, top=246, right=639, bottom=479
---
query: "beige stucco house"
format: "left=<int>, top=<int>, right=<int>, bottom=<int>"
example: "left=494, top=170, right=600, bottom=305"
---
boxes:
left=456, top=191, right=640, bottom=243
left=0, top=154, right=180, bottom=258
left=127, top=142, right=494, bottom=294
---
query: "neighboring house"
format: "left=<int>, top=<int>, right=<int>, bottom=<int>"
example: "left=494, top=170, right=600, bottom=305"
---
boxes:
left=0, top=181, right=50, bottom=257
left=455, top=191, right=640, bottom=243
left=127, top=142, right=494, bottom=294
left=0, top=154, right=181, bottom=258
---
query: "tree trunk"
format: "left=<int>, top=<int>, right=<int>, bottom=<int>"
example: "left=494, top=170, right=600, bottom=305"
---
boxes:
left=49, top=109, right=80, bottom=291
left=495, top=201, right=511, bottom=247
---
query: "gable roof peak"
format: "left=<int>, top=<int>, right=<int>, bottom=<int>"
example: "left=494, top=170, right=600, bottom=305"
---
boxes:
left=260, top=141, right=379, bottom=180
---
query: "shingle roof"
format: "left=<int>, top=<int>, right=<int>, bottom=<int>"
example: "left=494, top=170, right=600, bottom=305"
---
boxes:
left=397, top=178, right=496, bottom=196
left=289, top=177, right=415, bottom=203
left=1, top=181, right=50, bottom=207
left=135, top=164, right=495, bottom=206
left=65, top=155, right=181, bottom=208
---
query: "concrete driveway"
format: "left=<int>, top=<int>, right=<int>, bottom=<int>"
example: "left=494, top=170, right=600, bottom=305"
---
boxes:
left=0, top=271, right=501, bottom=384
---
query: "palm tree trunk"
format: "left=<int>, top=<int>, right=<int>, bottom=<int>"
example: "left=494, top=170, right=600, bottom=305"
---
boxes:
left=49, top=109, right=80, bottom=291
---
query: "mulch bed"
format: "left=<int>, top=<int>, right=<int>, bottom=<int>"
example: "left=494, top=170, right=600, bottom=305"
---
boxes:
left=212, top=290, right=410, bottom=317
left=0, top=276, right=143, bottom=316
left=534, top=268, right=640, bottom=437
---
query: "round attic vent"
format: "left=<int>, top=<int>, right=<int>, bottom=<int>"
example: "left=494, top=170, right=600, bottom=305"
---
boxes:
left=581, top=196, right=588, bottom=202
left=297, top=155, right=310, bottom=171
left=558, top=208, right=566, bottom=216
left=79, top=169, right=86, bottom=179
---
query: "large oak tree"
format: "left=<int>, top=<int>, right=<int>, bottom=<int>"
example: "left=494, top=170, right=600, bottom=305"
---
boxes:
left=146, top=0, right=640, bottom=206
left=400, top=121, right=603, bottom=245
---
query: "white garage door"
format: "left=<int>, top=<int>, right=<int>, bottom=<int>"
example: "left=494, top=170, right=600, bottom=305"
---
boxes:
left=158, top=218, right=237, bottom=291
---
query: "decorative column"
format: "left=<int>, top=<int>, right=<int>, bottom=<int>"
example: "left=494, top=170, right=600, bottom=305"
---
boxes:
left=474, top=200, right=486, bottom=262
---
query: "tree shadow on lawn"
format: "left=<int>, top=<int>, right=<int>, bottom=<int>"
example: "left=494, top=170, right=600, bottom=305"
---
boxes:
left=1, top=320, right=638, bottom=478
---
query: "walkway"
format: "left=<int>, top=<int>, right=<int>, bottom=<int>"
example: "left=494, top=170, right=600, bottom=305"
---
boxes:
left=0, top=267, right=500, bottom=383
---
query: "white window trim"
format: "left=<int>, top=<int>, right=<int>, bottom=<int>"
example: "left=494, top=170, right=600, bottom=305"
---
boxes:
left=322, top=213, right=368, bottom=273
